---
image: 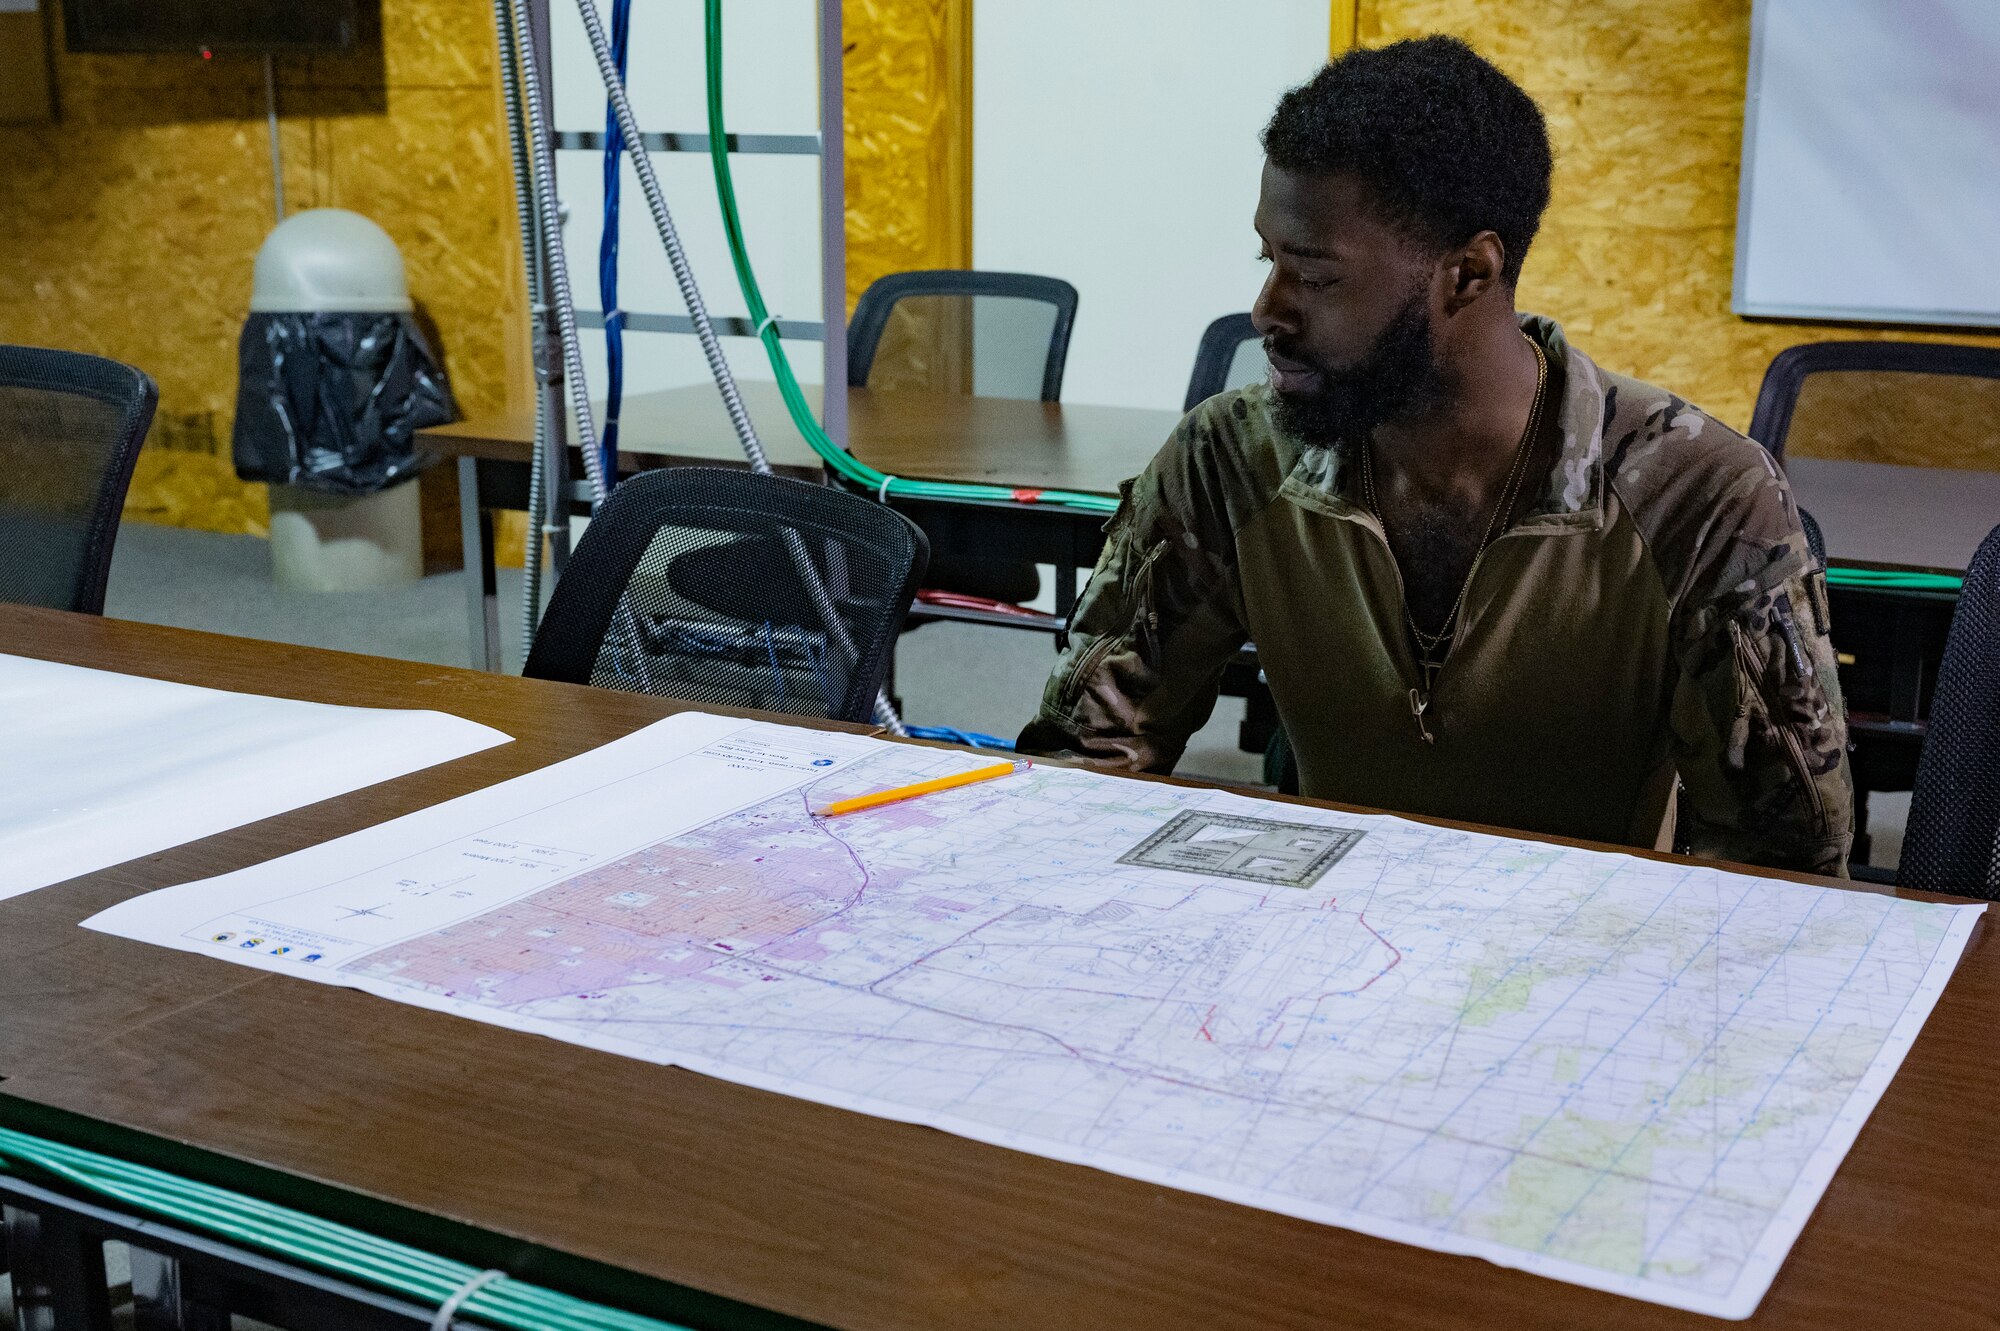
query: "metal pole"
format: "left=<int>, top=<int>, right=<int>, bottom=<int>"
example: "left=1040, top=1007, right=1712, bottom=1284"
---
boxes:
left=493, top=0, right=560, bottom=665
left=525, top=0, right=583, bottom=559
left=816, top=0, right=848, bottom=448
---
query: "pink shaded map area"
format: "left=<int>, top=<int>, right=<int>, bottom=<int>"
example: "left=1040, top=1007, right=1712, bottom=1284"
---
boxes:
left=349, top=790, right=916, bottom=1007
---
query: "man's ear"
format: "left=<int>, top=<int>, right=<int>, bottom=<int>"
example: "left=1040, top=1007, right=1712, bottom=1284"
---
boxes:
left=1441, top=230, right=1507, bottom=312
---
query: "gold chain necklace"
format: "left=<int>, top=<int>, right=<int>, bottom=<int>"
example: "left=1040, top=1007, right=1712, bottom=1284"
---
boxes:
left=1361, top=337, right=1548, bottom=662
left=1360, top=338, right=1550, bottom=742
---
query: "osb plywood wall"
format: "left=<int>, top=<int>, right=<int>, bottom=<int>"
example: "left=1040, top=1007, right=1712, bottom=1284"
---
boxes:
left=842, top=0, right=972, bottom=310
left=0, top=0, right=527, bottom=541
left=0, top=0, right=964, bottom=542
left=17, top=0, right=1982, bottom=545
left=1356, top=0, right=2000, bottom=462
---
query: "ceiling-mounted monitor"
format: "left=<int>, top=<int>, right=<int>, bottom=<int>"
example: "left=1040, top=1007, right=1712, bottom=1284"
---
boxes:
left=63, top=0, right=374, bottom=54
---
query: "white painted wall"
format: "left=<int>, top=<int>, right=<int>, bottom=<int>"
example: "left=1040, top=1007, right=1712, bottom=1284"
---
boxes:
left=543, top=1, right=1328, bottom=408
left=974, top=2, right=1329, bottom=410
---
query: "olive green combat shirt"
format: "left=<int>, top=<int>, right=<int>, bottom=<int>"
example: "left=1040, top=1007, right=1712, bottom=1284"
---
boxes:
left=1018, top=317, right=1853, bottom=876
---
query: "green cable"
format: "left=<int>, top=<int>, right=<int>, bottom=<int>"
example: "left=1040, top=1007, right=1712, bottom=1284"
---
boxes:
left=0, top=1127, right=695, bottom=1331
left=700, top=0, right=1118, bottom=518
left=1824, top=568, right=1963, bottom=592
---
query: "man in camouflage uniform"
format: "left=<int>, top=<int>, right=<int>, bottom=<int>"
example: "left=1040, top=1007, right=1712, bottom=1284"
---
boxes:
left=1018, top=36, right=1851, bottom=876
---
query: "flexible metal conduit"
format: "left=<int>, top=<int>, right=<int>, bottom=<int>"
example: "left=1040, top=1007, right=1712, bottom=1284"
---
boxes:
left=571, top=0, right=906, bottom=733
left=493, top=0, right=555, bottom=653
left=505, top=0, right=607, bottom=514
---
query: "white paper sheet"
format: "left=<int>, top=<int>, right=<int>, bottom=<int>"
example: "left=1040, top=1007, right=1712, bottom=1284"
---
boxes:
left=0, top=653, right=510, bottom=899
left=86, top=712, right=1984, bottom=1318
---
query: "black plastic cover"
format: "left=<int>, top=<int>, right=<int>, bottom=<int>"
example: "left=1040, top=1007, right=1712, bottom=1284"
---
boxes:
left=231, top=311, right=456, bottom=495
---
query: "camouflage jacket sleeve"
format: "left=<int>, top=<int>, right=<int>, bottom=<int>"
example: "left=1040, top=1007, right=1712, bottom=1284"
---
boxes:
left=1016, top=435, right=1249, bottom=773
left=1669, top=480, right=1854, bottom=877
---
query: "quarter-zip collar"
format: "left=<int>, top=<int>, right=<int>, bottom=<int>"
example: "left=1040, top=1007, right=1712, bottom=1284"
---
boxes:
left=1275, top=314, right=1609, bottom=536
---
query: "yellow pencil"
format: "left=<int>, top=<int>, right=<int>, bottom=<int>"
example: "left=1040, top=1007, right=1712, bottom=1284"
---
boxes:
left=815, top=759, right=1022, bottom=818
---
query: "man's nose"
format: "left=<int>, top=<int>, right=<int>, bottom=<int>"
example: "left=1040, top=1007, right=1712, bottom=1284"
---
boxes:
left=1251, top=271, right=1295, bottom=338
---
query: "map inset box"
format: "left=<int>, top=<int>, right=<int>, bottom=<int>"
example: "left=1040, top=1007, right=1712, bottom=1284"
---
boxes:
left=1117, top=811, right=1364, bottom=887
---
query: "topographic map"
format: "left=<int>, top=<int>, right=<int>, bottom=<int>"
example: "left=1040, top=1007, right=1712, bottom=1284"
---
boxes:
left=88, top=712, right=1983, bottom=1318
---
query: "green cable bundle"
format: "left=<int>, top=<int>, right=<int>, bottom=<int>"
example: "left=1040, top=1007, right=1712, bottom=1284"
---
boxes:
left=1823, top=567, right=1964, bottom=593
left=699, top=0, right=1117, bottom=519
left=0, top=1127, right=692, bottom=1331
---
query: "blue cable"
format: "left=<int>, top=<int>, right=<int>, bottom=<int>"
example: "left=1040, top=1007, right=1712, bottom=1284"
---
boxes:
left=904, top=725, right=1018, bottom=752
left=595, top=0, right=634, bottom=490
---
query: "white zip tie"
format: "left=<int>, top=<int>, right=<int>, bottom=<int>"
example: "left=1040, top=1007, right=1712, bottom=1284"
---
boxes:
left=754, top=312, right=782, bottom=338
left=877, top=474, right=896, bottom=503
left=429, top=1268, right=506, bottom=1331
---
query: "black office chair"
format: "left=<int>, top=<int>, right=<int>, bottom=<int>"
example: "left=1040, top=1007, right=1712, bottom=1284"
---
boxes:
left=0, top=345, right=158, bottom=614
left=1184, top=313, right=1264, bottom=412
left=1750, top=343, right=2000, bottom=868
left=1798, top=505, right=1825, bottom=569
left=848, top=270, right=1079, bottom=403
left=1896, top=523, right=2000, bottom=900
left=1748, top=340, right=2000, bottom=462
left=524, top=468, right=928, bottom=725
left=848, top=271, right=1078, bottom=610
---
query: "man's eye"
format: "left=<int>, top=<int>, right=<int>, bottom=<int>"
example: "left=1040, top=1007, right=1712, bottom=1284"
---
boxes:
left=1300, top=276, right=1338, bottom=290
left=1256, top=252, right=1273, bottom=264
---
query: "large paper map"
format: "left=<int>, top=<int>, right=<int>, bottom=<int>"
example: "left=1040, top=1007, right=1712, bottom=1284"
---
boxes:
left=87, top=712, right=1982, bottom=1319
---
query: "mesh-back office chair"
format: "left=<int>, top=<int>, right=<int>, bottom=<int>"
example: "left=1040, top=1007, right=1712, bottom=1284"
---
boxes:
left=849, top=270, right=1079, bottom=402
left=524, top=468, right=928, bottom=725
left=849, top=271, right=1078, bottom=610
left=1184, top=314, right=1265, bottom=412
left=1748, top=340, right=2000, bottom=463
left=1897, top=523, right=2000, bottom=900
left=0, top=345, right=158, bottom=615
left=1750, top=342, right=2000, bottom=868
left=1799, top=506, right=1826, bottom=569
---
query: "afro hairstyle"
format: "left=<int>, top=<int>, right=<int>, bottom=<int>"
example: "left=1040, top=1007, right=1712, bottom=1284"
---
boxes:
left=1262, top=36, right=1552, bottom=284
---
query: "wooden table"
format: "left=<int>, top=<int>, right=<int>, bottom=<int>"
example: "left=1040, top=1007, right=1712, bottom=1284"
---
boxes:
left=420, top=384, right=1183, bottom=668
left=2, top=605, right=1996, bottom=1330
left=421, top=382, right=1176, bottom=501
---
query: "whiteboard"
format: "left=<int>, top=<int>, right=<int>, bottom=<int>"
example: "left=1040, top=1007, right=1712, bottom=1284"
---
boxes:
left=1734, top=0, right=2000, bottom=326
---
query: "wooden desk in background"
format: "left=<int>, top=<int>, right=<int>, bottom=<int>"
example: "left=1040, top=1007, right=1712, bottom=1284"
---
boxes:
left=419, top=384, right=1183, bottom=669
left=1785, top=456, right=2000, bottom=571
left=1, top=605, right=1997, bottom=1330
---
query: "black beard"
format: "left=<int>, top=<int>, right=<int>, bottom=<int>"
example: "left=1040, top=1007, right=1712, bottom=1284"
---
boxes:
left=1269, top=292, right=1453, bottom=450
